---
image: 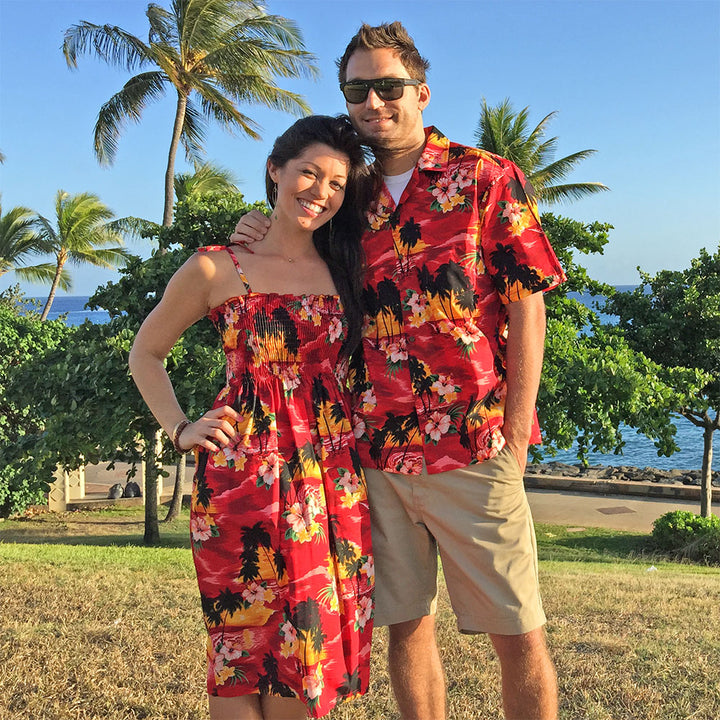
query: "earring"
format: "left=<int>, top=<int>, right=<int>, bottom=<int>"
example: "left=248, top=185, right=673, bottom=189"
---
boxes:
left=271, top=183, right=278, bottom=207
left=328, top=218, right=333, bottom=239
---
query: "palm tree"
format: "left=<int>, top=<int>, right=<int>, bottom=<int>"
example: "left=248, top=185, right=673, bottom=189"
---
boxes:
left=0, top=198, right=56, bottom=285
left=475, top=98, right=609, bottom=204
left=34, top=191, right=130, bottom=320
left=174, top=160, right=239, bottom=202
left=63, top=0, right=318, bottom=226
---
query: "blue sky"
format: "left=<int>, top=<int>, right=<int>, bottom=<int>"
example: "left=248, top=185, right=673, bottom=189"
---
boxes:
left=1, top=0, right=719, bottom=296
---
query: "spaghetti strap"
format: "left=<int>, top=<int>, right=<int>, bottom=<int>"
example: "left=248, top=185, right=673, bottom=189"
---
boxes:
left=224, top=245, right=252, bottom=293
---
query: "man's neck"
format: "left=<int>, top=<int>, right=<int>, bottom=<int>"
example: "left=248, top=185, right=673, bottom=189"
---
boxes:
left=375, top=134, right=426, bottom=175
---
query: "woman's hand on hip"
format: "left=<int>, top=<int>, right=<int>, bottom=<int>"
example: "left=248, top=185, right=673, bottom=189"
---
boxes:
left=178, top=405, right=241, bottom=453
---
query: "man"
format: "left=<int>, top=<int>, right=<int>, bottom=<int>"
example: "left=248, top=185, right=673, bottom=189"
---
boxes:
left=233, top=22, right=564, bottom=720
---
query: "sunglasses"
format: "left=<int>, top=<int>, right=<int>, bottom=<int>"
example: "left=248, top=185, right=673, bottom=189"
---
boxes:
left=340, top=77, right=421, bottom=104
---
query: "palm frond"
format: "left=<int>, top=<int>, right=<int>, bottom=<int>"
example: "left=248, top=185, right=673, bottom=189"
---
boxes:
left=531, top=150, right=600, bottom=188
left=192, top=78, right=262, bottom=136
left=94, top=72, right=169, bottom=164
left=175, top=160, right=239, bottom=201
left=63, top=22, right=151, bottom=71
left=107, top=216, right=161, bottom=241
left=146, top=2, right=177, bottom=45
left=15, top=263, right=71, bottom=289
left=68, top=245, right=130, bottom=269
left=539, top=182, right=611, bottom=205
left=179, top=97, right=207, bottom=161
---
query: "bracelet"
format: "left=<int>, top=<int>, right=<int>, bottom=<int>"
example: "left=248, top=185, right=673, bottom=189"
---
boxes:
left=171, top=419, right=191, bottom=454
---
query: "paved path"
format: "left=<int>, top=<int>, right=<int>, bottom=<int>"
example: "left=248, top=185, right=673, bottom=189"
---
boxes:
left=81, top=462, right=712, bottom=534
left=526, top=488, right=704, bottom=533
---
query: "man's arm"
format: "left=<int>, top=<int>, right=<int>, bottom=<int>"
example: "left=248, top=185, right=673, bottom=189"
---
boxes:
left=502, top=292, right=547, bottom=475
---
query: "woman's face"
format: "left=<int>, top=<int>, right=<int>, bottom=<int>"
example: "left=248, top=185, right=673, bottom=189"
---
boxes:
left=268, top=142, right=350, bottom=233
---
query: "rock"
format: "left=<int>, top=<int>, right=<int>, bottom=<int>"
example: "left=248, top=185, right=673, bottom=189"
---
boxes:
left=108, top=483, right=124, bottom=499
left=123, top=481, right=141, bottom=498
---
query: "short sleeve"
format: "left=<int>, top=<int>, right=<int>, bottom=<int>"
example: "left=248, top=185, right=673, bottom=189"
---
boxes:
left=480, top=160, right=565, bottom=303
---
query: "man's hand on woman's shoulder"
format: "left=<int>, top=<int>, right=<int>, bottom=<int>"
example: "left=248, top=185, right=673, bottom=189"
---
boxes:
left=229, top=209, right=271, bottom=246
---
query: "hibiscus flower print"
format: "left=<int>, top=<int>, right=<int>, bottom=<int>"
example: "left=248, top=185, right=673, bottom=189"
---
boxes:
left=450, top=321, right=484, bottom=356
left=303, top=665, right=324, bottom=703
left=336, top=468, right=361, bottom=494
left=454, top=165, right=475, bottom=189
left=431, top=374, right=460, bottom=401
left=256, top=452, right=279, bottom=488
left=273, top=363, right=301, bottom=395
left=190, top=513, right=219, bottom=548
left=212, top=638, right=248, bottom=686
left=242, top=581, right=275, bottom=606
left=283, top=489, right=325, bottom=543
left=279, top=619, right=299, bottom=658
left=354, top=595, right=373, bottom=631
left=352, top=413, right=367, bottom=440
left=360, top=388, right=377, bottom=413
left=424, top=411, right=452, bottom=443
left=326, top=316, right=344, bottom=344
left=497, top=200, right=533, bottom=236
left=429, top=172, right=467, bottom=213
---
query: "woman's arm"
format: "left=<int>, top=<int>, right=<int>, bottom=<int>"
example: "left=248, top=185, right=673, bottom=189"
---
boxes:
left=128, top=253, right=239, bottom=452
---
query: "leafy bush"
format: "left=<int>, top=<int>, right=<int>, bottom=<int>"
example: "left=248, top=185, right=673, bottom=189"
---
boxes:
left=0, top=290, right=70, bottom=516
left=652, top=510, right=720, bottom=564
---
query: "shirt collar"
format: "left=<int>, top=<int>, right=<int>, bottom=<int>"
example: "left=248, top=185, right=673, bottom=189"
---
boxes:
left=417, top=126, right=450, bottom=172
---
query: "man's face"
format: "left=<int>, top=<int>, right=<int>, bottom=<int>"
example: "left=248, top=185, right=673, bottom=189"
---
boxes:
left=343, top=48, right=430, bottom=155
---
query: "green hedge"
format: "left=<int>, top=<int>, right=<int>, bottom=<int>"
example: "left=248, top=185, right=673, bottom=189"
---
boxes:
left=652, top=510, right=720, bottom=565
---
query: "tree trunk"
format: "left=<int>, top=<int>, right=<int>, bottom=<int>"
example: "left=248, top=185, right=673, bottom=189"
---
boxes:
left=143, top=429, right=163, bottom=545
left=699, top=425, right=714, bottom=517
left=40, top=257, right=65, bottom=321
left=163, top=91, right=188, bottom=227
left=163, top=454, right=186, bottom=522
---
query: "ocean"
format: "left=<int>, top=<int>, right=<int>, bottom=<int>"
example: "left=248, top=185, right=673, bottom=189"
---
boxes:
left=31, top=295, right=111, bottom=326
left=37, top=295, right=717, bottom=472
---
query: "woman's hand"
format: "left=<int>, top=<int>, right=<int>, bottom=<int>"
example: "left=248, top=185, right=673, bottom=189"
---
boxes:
left=177, top=405, right=241, bottom=453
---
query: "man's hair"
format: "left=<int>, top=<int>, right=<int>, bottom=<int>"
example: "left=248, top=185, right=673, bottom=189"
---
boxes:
left=337, top=21, right=430, bottom=83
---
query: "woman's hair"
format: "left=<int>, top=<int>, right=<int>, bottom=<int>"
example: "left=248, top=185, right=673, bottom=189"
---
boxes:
left=265, top=115, right=371, bottom=356
left=337, top=21, right=430, bottom=84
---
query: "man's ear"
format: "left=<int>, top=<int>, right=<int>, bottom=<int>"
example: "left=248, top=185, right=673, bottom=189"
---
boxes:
left=418, top=83, right=431, bottom=111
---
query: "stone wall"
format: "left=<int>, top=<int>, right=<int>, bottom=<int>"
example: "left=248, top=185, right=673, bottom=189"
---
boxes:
left=526, top=462, right=720, bottom=487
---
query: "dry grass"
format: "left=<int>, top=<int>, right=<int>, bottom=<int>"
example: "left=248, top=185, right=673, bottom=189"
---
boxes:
left=1, top=508, right=719, bottom=720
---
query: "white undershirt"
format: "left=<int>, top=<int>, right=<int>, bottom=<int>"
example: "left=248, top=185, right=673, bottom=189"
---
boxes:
left=383, top=168, right=414, bottom=206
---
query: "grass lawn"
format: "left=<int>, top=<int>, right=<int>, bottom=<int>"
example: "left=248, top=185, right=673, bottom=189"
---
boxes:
left=1, top=506, right=719, bottom=720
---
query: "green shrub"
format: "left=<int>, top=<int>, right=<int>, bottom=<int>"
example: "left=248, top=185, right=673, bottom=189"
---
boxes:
left=652, top=510, right=720, bottom=564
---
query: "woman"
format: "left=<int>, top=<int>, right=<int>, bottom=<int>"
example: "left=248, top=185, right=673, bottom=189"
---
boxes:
left=129, top=116, right=374, bottom=720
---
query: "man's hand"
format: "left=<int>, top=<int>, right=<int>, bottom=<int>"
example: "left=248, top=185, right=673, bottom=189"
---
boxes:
left=228, top=210, right=271, bottom=246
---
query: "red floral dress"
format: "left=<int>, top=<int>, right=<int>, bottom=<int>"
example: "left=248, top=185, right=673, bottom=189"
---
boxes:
left=190, top=246, right=374, bottom=717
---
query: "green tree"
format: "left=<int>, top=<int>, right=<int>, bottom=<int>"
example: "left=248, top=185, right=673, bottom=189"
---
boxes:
left=0, top=198, right=56, bottom=285
left=605, top=247, right=720, bottom=516
left=34, top=190, right=130, bottom=320
left=475, top=99, right=609, bottom=204
left=174, top=160, right=239, bottom=202
left=0, top=288, right=69, bottom=517
left=536, top=214, right=707, bottom=467
left=63, top=0, right=317, bottom=226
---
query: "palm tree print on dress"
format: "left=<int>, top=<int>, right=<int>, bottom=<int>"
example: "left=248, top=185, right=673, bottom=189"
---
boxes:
left=239, top=522, right=287, bottom=586
left=257, top=652, right=296, bottom=698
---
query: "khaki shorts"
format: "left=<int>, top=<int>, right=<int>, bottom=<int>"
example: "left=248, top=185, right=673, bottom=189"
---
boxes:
left=364, top=446, right=546, bottom=635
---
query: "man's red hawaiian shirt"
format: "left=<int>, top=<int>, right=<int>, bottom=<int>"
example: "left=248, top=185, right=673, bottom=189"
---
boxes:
left=350, top=127, right=565, bottom=475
